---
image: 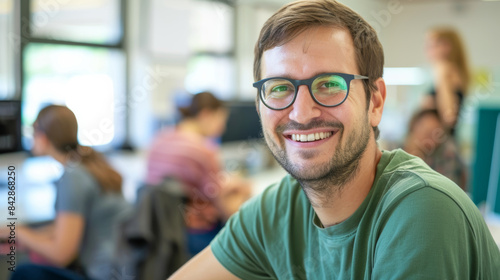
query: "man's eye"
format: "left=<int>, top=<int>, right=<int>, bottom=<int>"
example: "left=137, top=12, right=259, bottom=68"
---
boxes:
left=271, top=85, right=289, bottom=92
left=323, top=82, right=341, bottom=88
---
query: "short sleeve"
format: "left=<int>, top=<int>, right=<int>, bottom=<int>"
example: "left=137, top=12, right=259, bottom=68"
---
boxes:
left=210, top=194, right=275, bottom=279
left=55, top=169, right=92, bottom=216
left=372, top=187, right=476, bottom=279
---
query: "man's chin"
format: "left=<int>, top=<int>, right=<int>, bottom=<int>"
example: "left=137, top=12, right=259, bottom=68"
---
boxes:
left=289, top=149, right=321, bottom=160
left=266, top=135, right=332, bottom=180
left=279, top=157, right=331, bottom=182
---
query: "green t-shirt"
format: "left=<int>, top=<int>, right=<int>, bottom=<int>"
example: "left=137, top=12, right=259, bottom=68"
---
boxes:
left=211, top=149, right=500, bottom=279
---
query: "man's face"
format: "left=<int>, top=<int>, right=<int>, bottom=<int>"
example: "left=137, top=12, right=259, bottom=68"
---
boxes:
left=258, top=26, right=372, bottom=184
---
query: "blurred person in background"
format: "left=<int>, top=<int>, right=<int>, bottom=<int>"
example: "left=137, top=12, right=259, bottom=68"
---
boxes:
left=145, top=91, right=251, bottom=256
left=1, top=105, right=130, bottom=280
left=404, top=109, right=467, bottom=191
left=422, top=26, right=471, bottom=135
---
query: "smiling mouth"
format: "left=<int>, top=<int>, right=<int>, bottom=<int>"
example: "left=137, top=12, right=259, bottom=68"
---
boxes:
left=286, top=131, right=335, bottom=142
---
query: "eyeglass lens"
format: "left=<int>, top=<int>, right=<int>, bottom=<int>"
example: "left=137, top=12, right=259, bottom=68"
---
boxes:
left=261, top=74, right=348, bottom=109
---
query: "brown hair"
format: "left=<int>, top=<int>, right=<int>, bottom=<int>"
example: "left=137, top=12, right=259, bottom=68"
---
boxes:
left=254, top=0, right=384, bottom=139
left=429, top=27, right=471, bottom=92
left=408, top=108, right=441, bottom=134
left=178, top=91, right=225, bottom=119
left=34, top=105, right=122, bottom=193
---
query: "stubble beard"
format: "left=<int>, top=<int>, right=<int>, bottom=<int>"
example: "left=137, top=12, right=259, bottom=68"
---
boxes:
left=264, top=115, right=371, bottom=206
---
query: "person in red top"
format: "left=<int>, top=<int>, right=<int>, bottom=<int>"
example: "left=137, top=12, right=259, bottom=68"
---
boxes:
left=145, top=91, right=250, bottom=255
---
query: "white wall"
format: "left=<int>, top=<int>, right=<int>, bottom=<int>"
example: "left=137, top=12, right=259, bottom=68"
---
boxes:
left=125, top=0, right=390, bottom=148
left=127, top=0, right=190, bottom=148
left=379, top=0, right=500, bottom=69
left=376, top=0, right=500, bottom=155
left=234, top=0, right=384, bottom=99
left=129, top=0, right=500, bottom=149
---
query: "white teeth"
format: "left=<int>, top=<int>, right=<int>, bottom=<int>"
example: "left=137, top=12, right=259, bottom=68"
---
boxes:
left=290, top=132, right=333, bottom=142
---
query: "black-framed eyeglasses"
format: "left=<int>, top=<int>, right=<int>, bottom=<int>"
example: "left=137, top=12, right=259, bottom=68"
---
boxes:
left=253, top=72, right=369, bottom=110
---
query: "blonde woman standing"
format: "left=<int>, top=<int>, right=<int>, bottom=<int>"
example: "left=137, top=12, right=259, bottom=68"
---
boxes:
left=423, top=27, right=471, bottom=134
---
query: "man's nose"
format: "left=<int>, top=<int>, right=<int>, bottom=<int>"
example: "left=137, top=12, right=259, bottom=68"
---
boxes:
left=288, top=85, right=322, bottom=124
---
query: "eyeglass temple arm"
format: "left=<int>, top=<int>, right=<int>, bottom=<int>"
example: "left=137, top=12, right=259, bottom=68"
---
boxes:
left=353, top=74, right=369, bottom=80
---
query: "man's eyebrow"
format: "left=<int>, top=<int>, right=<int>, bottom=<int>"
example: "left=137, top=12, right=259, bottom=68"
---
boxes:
left=264, top=71, right=342, bottom=80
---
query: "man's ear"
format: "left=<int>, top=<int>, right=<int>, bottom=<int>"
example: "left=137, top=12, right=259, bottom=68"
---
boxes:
left=368, top=77, right=386, bottom=128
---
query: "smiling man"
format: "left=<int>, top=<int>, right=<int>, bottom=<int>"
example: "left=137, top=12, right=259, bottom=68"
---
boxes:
left=170, top=0, right=500, bottom=279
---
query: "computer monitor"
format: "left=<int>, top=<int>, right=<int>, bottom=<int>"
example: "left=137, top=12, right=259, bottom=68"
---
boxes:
left=0, top=100, right=22, bottom=153
left=221, top=101, right=262, bottom=143
left=471, top=106, right=500, bottom=214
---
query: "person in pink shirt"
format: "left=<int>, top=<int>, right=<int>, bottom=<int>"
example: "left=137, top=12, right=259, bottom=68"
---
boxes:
left=145, top=91, right=250, bottom=255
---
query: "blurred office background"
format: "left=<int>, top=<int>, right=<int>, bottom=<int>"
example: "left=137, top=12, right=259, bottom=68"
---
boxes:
left=1, top=0, right=500, bottom=277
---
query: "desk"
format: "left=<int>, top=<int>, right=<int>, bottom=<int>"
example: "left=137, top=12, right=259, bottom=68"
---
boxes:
left=0, top=149, right=287, bottom=224
left=107, top=147, right=288, bottom=202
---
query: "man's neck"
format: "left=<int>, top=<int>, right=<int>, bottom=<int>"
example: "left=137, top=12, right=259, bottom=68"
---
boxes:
left=305, top=143, right=383, bottom=228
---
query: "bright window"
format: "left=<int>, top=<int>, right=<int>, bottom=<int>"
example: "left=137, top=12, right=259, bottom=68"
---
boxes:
left=22, top=43, right=125, bottom=148
left=0, top=0, right=15, bottom=99
left=185, top=55, right=235, bottom=100
left=189, top=1, right=234, bottom=53
left=30, top=0, right=122, bottom=44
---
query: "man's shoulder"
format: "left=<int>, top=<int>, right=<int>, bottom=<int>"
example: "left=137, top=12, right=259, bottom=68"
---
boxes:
left=379, top=149, right=460, bottom=190
left=373, top=151, right=493, bottom=249
left=376, top=149, right=470, bottom=212
left=373, top=149, right=484, bottom=231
